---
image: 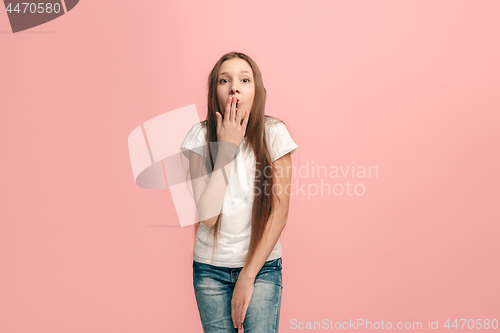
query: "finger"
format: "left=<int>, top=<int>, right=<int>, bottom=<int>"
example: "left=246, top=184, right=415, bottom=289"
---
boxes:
left=239, top=304, right=248, bottom=329
left=241, top=110, right=249, bottom=128
left=231, top=310, right=240, bottom=329
left=235, top=100, right=241, bottom=123
left=237, top=304, right=243, bottom=329
left=216, top=112, right=221, bottom=133
left=231, top=303, right=237, bottom=329
left=225, top=96, right=232, bottom=124
left=227, top=96, right=233, bottom=123
left=230, top=96, right=237, bottom=122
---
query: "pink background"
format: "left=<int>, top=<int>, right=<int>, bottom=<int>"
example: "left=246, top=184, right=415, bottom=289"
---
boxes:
left=1, top=0, right=499, bottom=332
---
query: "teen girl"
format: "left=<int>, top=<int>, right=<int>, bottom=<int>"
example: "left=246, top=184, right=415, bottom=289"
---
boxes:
left=180, top=51, right=298, bottom=332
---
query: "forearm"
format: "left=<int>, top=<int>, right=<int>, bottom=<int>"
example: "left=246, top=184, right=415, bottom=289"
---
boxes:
left=240, top=153, right=293, bottom=279
left=196, top=143, right=238, bottom=226
left=240, top=212, right=288, bottom=280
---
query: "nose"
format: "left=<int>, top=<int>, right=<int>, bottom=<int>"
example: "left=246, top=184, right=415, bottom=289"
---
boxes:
left=230, top=84, right=239, bottom=96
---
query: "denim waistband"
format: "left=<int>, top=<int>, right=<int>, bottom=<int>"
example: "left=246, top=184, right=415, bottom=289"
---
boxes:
left=193, top=257, right=282, bottom=272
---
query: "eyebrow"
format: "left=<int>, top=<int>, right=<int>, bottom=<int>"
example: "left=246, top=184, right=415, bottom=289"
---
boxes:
left=219, top=70, right=252, bottom=77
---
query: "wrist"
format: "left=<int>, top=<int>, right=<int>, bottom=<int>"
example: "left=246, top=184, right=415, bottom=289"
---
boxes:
left=240, top=267, right=257, bottom=281
left=216, top=142, right=239, bottom=160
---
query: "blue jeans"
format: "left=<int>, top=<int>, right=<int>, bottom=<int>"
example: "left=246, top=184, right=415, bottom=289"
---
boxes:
left=193, top=258, right=283, bottom=333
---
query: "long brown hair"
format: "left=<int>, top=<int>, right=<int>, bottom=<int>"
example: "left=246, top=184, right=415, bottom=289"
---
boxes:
left=192, top=51, right=283, bottom=266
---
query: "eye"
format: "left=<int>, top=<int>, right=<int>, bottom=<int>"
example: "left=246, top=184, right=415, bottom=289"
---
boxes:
left=219, top=78, right=251, bottom=84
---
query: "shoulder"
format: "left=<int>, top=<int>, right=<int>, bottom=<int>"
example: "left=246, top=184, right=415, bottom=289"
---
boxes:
left=180, top=121, right=208, bottom=158
left=188, top=120, right=207, bottom=136
left=264, top=116, right=299, bottom=161
left=183, top=121, right=208, bottom=143
left=265, top=116, right=285, bottom=131
left=265, top=116, right=291, bottom=137
left=265, top=115, right=283, bottom=126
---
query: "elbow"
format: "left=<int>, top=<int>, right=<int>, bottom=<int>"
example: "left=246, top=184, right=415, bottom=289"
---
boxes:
left=200, top=215, right=217, bottom=228
left=196, top=198, right=219, bottom=228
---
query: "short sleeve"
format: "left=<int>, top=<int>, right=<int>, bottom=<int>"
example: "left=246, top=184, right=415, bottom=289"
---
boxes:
left=267, top=121, right=299, bottom=162
left=180, top=122, right=208, bottom=159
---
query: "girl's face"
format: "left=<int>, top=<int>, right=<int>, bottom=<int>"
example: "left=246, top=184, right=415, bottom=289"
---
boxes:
left=217, top=58, right=255, bottom=116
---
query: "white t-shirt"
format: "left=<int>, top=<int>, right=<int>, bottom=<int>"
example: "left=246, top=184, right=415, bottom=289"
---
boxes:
left=180, top=116, right=298, bottom=267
